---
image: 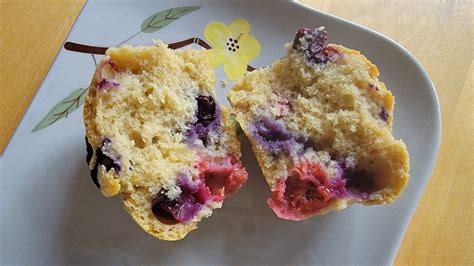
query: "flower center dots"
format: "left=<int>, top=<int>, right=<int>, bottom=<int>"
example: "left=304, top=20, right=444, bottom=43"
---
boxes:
left=226, top=34, right=241, bottom=52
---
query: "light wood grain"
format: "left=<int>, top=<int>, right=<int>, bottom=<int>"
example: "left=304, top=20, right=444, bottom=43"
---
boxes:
left=301, top=0, right=474, bottom=264
left=0, top=0, right=86, bottom=154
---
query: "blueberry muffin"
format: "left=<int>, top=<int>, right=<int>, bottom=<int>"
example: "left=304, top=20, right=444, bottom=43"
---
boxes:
left=83, top=41, right=248, bottom=240
left=228, top=27, right=409, bottom=221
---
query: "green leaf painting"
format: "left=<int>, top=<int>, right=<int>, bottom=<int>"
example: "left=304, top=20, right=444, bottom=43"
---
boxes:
left=32, top=88, right=88, bottom=132
left=141, top=6, right=200, bottom=33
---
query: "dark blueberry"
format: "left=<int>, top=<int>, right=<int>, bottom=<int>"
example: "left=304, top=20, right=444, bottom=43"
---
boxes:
left=196, top=95, right=216, bottom=126
left=151, top=190, right=179, bottom=225
left=90, top=166, right=100, bottom=189
left=185, top=96, right=221, bottom=147
left=292, top=27, right=331, bottom=65
left=344, top=169, right=377, bottom=193
left=85, top=137, right=93, bottom=164
left=88, top=139, right=121, bottom=189
left=307, top=52, right=328, bottom=65
left=379, top=108, right=389, bottom=122
left=85, top=137, right=99, bottom=189
left=96, top=148, right=120, bottom=172
left=151, top=184, right=204, bottom=224
left=96, top=138, right=121, bottom=172
left=88, top=149, right=112, bottom=189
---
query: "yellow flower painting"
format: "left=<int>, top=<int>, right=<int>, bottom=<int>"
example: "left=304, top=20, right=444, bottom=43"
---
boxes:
left=204, top=18, right=261, bottom=80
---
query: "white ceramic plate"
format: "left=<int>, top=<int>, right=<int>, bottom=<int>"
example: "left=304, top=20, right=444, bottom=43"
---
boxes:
left=0, top=0, right=440, bottom=264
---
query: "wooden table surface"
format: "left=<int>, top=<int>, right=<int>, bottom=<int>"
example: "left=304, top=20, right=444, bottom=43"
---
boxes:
left=1, top=0, right=472, bottom=264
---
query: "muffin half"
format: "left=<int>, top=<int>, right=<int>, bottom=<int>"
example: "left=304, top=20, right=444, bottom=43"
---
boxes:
left=228, top=27, right=409, bottom=221
left=84, top=41, right=248, bottom=240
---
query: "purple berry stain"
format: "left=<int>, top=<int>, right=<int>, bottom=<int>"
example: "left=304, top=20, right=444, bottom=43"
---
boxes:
left=379, top=107, right=389, bottom=123
left=98, top=79, right=118, bottom=91
left=252, top=117, right=306, bottom=154
left=255, top=117, right=292, bottom=142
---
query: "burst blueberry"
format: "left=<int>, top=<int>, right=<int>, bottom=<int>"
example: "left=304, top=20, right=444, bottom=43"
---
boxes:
left=186, top=95, right=221, bottom=146
left=196, top=95, right=216, bottom=126
left=292, top=27, right=341, bottom=65
left=151, top=190, right=180, bottom=225
left=151, top=174, right=211, bottom=224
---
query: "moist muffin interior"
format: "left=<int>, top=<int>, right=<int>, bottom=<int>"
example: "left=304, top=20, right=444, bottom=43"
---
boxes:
left=84, top=41, right=247, bottom=240
left=228, top=27, right=410, bottom=220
